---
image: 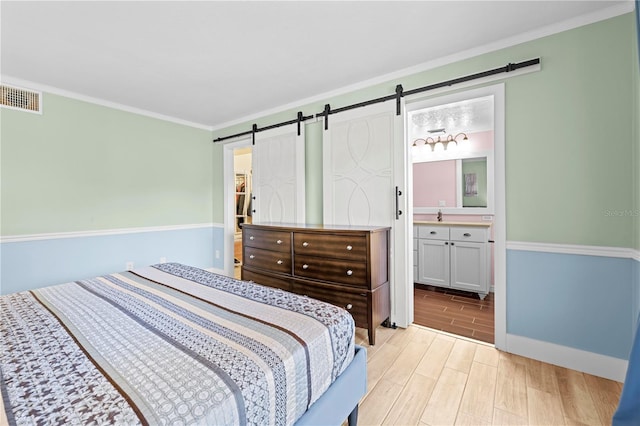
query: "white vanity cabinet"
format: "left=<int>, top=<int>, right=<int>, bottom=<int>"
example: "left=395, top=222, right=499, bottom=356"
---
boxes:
left=414, top=223, right=490, bottom=299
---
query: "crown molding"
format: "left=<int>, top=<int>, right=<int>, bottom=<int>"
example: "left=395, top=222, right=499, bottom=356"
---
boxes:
left=1, top=3, right=633, bottom=132
left=210, top=2, right=634, bottom=132
left=0, top=75, right=214, bottom=131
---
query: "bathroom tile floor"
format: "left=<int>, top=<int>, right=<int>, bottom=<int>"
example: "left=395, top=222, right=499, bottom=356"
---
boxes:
left=413, top=284, right=494, bottom=344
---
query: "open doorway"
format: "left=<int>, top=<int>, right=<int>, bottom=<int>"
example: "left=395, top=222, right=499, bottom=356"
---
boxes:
left=405, top=84, right=506, bottom=347
left=233, top=147, right=252, bottom=279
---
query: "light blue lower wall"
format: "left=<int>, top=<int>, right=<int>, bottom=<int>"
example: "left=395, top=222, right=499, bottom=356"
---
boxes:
left=0, top=225, right=225, bottom=295
left=507, top=249, right=636, bottom=360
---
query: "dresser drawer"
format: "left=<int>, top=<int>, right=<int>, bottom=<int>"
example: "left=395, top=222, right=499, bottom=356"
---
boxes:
left=418, top=226, right=450, bottom=240
left=450, top=227, right=487, bottom=243
left=294, top=255, right=367, bottom=287
left=243, top=228, right=291, bottom=252
left=242, top=268, right=292, bottom=292
left=291, top=282, right=368, bottom=326
left=294, top=232, right=367, bottom=261
left=243, top=246, right=291, bottom=274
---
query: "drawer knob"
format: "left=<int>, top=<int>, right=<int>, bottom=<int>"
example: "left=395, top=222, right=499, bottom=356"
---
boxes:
left=346, top=303, right=353, bottom=310
left=302, top=264, right=309, bottom=269
left=276, top=239, right=283, bottom=244
left=346, top=245, right=353, bottom=251
left=430, top=231, right=437, bottom=235
left=249, top=235, right=255, bottom=240
left=277, top=259, right=283, bottom=265
left=249, top=254, right=255, bottom=259
left=463, top=233, right=471, bottom=237
left=302, top=241, right=309, bottom=247
left=346, top=269, right=353, bottom=276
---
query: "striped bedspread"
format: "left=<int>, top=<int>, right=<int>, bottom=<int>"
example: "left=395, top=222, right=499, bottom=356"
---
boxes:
left=0, top=263, right=355, bottom=425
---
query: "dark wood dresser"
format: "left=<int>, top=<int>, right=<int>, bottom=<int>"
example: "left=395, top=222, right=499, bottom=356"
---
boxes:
left=241, top=223, right=390, bottom=345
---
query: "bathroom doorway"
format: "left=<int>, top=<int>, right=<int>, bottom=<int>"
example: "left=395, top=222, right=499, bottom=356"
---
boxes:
left=406, top=84, right=505, bottom=346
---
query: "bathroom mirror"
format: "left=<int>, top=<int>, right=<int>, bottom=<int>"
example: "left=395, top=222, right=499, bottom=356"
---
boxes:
left=413, top=151, right=494, bottom=214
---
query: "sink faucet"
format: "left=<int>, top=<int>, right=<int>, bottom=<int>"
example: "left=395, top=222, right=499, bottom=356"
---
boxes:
left=437, top=210, right=443, bottom=222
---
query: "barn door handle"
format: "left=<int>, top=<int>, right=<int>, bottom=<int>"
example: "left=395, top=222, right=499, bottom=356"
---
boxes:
left=395, top=186, right=403, bottom=220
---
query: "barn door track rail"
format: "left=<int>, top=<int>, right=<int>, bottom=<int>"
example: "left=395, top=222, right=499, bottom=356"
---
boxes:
left=212, top=58, right=540, bottom=143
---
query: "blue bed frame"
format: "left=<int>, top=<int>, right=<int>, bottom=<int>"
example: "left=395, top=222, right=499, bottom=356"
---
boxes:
left=296, top=345, right=367, bottom=426
left=612, top=313, right=640, bottom=425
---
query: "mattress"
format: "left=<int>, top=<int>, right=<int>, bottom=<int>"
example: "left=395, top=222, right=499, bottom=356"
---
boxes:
left=0, top=263, right=356, bottom=425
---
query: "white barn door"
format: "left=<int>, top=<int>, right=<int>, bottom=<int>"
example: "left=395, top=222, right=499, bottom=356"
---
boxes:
left=252, top=124, right=305, bottom=224
left=323, top=102, right=411, bottom=327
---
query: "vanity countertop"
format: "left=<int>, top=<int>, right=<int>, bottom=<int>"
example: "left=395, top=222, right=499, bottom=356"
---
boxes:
left=414, top=220, right=491, bottom=228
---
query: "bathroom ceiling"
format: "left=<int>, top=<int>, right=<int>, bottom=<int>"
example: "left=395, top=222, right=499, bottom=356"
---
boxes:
left=0, top=1, right=633, bottom=129
left=410, top=96, right=494, bottom=137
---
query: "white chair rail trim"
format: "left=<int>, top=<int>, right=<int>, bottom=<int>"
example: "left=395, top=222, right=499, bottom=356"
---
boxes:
left=0, top=223, right=221, bottom=243
left=507, top=240, right=640, bottom=261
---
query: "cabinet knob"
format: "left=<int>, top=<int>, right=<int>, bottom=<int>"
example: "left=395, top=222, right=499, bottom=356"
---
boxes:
left=430, top=231, right=437, bottom=235
left=277, top=259, right=283, bottom=265
left=249, top=235, right=255, bottom=240
left=346, top=303, right=353, bottom=310
left=451, top=242, right=455, bottom=246
left=463, top=233, right=471, bottom=237
left=249, top=254, right=255, bottom=259
left=346, top=245, right=353, bottom=251
left=276, top=239, right=283, bottom=244
left=346, top=270, right=353, bottom=276
left=302, top=241, right=309, bottom=247
left=302, top=264, right=309, bottom=269
left=445, top=242, right=449, bottom=245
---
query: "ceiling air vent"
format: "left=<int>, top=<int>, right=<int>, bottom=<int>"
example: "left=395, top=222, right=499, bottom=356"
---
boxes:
left=1, top=84, right=41, bottom=113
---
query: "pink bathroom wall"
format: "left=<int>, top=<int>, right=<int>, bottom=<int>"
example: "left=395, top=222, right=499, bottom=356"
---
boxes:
left=466, top=130, right=494, bottom=151
left=412, top=130, right=494, bottom=209
left=413, top=159, right=456, bottom=208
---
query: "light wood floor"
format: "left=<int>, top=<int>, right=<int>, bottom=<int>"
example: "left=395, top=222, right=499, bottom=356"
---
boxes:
left=353, top=325, right=622, bottom=426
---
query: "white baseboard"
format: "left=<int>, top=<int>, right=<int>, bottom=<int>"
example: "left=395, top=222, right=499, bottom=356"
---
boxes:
left=206, top=267, right=227, bottom=276
left=506, top=333, right=628, bottom=382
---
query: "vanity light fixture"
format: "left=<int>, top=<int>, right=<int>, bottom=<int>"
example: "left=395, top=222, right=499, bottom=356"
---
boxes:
left=412, top=132, right=470, bottom=152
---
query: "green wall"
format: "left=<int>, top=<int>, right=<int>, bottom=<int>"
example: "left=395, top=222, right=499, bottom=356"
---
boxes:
left=1, top=94, right=213, bottom=235
left=212, top=12, right=638, bottom=249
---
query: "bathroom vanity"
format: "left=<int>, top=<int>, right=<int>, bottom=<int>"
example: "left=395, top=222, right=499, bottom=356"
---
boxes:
left=413, top=221, right=491, bottom=299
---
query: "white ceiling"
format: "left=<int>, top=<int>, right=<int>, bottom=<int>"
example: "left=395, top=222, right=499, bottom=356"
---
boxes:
left=1, top=1, right=633, bottom=130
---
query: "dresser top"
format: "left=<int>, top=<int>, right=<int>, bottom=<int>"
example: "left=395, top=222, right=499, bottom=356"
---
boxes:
left=242, top=222, right=391, bottom=233
left=414, top=220, right=491, bottom=228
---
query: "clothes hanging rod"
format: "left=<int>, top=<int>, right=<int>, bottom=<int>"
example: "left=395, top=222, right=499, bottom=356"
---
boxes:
left=212, top=58, right=540, bottom=143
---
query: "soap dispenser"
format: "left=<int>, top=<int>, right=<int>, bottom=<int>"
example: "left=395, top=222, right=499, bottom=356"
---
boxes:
left=437, top=210, right=443, bottom=222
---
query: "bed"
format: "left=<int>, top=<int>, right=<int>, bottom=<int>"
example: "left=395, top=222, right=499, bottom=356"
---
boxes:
left=0, top=263, right=366, bottom=425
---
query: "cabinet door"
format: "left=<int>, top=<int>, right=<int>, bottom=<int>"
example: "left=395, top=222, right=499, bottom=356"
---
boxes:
left=417, top=239, right=450, bottom=287
left=450, top=241, right=487, bottom=293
